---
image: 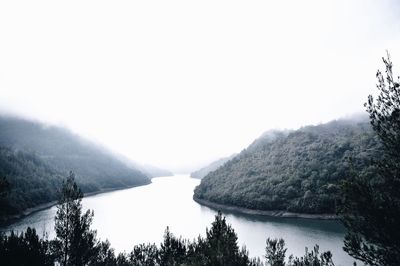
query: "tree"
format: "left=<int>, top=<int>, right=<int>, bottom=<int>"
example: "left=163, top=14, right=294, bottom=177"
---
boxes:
left=158, top=227, right=187, bottom=265
left=185, top=235, right=209, bottom=265
left=339, top=52, right=400, bottom=265
left=0, top=176, right=9, bottom=217
left=264, top=238, right=334, bottom=266
left=0, top=227, right=53, bottom=266
left=265, top=238, right=286, bottom=266
left=52, top=171, right=98, bottom=266
left=366, top=52, right=400, bottom=158
left=92, top=240, right=118, bottom=266
left=129, top=243, right=159, bottom=266
left=203, top=211, right=250, bottom=266
left=288, top=245, right=334, bottom=266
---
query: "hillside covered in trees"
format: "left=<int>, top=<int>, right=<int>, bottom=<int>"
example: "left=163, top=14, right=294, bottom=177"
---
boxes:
left=0, top=115, right=151, bottom=219
left=190, top=154, right=237, bottom=179
left=194, top=118, right=382, bottom=214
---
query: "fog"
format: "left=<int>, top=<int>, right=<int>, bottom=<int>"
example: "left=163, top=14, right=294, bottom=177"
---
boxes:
left=1, top=0, right=399, bottom=172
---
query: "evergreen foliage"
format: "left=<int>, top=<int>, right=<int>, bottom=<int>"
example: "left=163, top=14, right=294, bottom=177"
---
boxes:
left=158, top=227, right=187, bottom=265
left=194, top=119, right=380, bottom=214
left=129, top=243, right=159, bottom=266
left=0, top=146, right=61, bottom=217
left=265, top=238, right=286, bottom=266
left=339, top=53, right=400, bottom=265
left=287, top=245, right=334, bottom=266
left=0, top=116, right=150, bottom=220
left=0, top=228, right=53, bottom=266
left=52, top=172, right=98, bottom=266
left=265, top=238, right=334, bottom=266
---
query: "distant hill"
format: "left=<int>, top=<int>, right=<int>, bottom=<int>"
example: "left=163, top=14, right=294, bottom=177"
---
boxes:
left=194, top=118, right=382, bottom=214
left=140, top=164, right=173, bottom=178
left=191, top=154, right=237, bottom=179
left=118, top=157, right=173, bottom=178
left=0, top=115, right=150, bottom=219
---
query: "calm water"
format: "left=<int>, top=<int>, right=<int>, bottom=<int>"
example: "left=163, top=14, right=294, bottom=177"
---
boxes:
left=1, top=175, right=354, bottom=265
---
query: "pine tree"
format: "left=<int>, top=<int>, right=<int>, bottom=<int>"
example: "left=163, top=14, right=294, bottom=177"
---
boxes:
left=287, top=245, right=334, bottom=266
left=53, top=171, right=98, bottom=266
left=159, top=226, right=187, bottom=266
left=264, top=238, right=334, bottom=266
left=203, top=211, right=250, bottom=266
left=0, top=227, right=53, bottom=266
left=93, top=240, right=118, bottom=266
left=339, top=53, right=400, bottom=265
left=265, top=238, right=286, bottom=266
left=129, top=243, right=159, bottom=266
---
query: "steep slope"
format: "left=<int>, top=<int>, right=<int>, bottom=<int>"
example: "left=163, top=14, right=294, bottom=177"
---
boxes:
left=0, top=115, right=150, bottom=218
left=191, top=154, right=237, bottom=179
left=194, top=119, right=381, bottom=214
left=0, top=146, right=62, bottom=216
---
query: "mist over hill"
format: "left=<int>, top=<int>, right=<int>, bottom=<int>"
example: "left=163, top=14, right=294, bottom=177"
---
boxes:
left=0, top=115, right=151, bottom=219
left=140, top=164, right=173, bottom=178
left=190, top=154, right=237, bottom=179
left=194, top=118, right=382, bottom=214
left=116, top=155, right=173, bottom=178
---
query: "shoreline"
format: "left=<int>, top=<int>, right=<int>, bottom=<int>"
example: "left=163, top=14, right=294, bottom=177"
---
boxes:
left=1, top=181, right=151, bottom=227
left=193, top=196, right=338, bottom=220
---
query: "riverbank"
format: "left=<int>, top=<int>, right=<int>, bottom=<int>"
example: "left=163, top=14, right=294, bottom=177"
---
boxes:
left=193, top=197, right=338, bottom=220
left=0, top=182, right=151, bottom=227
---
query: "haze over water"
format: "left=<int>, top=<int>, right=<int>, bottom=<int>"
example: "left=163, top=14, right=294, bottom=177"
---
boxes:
left=2, top=175, right=353, bottom=265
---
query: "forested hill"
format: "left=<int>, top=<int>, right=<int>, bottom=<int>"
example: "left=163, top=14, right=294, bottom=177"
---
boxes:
left=140, top=165, right=173, bottom=178
left=120, top=158, right=174, bottom=178
left=190, top=154, right=237, bottom=179
left=0, top=115, right=150, bottom=218
left=194, top=118, right=382, bottom=214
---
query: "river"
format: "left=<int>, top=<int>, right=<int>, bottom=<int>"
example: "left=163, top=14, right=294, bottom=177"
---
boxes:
left=1, top=175, right=354, bottom=265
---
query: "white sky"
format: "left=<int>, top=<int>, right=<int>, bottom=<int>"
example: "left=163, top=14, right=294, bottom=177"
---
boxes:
left=1, top=0, right=400, bottom=173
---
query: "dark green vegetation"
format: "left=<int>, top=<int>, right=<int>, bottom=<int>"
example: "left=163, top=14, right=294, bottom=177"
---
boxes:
left=0, top=146, right=62, bottom=217
left=0, top=116, right=150, bottom=219
left=191, top=154, right=237, bottom=179
left=339, top=54, right=400, bottom=265
left=194, top=118, right=381, bottom=214
left=53, top=172, right=97, bottom=266
left=265, top=238, right=334, bottom=266
left=0, top=174, right=335, bottom=266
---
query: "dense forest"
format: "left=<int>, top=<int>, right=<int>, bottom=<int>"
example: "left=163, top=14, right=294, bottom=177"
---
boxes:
left=0, top=115, right=151, bottom=220
left=194, top=117, right=382, bottom=214
left=190, top=154, right=237, bottom=179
